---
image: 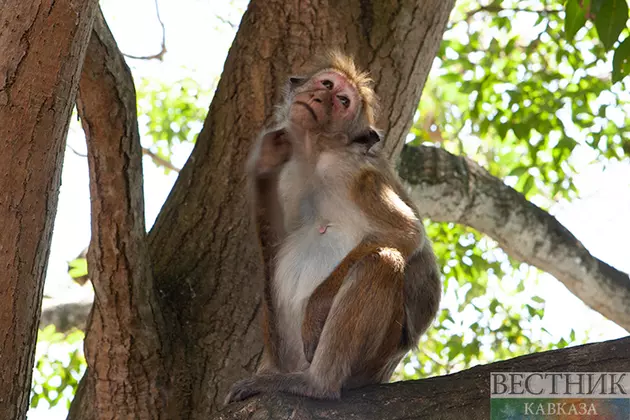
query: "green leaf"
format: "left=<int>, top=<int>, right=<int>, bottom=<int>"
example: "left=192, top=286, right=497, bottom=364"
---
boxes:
left=441, top=73, right=461, bottom=83
left=67, top=257, right=88, bottom=279
left=489, top=299, right=500, bottom=314
left=512, top=124, right=529, bottom=140
left=522, top=175, right=535, bottom=195
left=591, top=0, right=606, bottom=14
left=532, top=296, right=546, bottom=304
left=565, top=0, right=589, bottom=41
left=497, top=123, right=508, bottom=140
left=594, top=0, right=629, bottom=50
left=508, top=166, right=529, bottom=177
left=613, top=36, right=630, bottom=82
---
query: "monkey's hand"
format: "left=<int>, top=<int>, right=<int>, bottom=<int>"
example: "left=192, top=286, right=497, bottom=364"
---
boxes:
left=252, top=129, right=292, bottom=176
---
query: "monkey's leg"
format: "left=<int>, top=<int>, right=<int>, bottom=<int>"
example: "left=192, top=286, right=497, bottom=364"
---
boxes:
left=301, top=240, right=378, bottom=363
left=305, top=248, right=405, bottom=396
left=225, top=248, right=406, bottom=403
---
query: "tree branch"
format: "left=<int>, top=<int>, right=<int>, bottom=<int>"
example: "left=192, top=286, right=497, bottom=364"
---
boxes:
left=214, top=336, right=630, bottom=419
left=143, top=147, right=181, bottom=172
left=40, top=301, right=92, bottom=333
left=71, top=7, right=168, bottom=418
left=464, top=4, right=562, bottom=22
left=122, top=0, right=167, bottom=61
left=398, top=145, right=630, bottom=331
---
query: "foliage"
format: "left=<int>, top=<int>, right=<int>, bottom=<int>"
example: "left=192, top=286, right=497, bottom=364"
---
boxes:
left=136, top=77, right=212, bottom=172
left=30, top=326, right=86, bottom=410
left=410, top=0, right=630, bottom=210
left=565, top=0, right=630, bottom=81
left=395, top=0, right=629, bottom=379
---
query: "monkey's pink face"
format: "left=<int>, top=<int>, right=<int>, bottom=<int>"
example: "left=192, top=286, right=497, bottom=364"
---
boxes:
left=289, top=70, right=362, bottom=132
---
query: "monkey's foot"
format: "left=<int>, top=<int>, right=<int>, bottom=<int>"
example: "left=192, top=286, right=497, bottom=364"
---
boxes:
left=224, top=376, right=262, bottom=405
left=225, top=372, right=342, bottom=404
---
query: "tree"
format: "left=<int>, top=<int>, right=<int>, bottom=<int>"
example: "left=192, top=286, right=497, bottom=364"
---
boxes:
left=1, top=0, right=629, bottom=419
left=0, top=1, right=99, bottom=418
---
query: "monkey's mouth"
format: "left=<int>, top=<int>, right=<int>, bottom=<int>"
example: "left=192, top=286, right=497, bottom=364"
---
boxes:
left=294, top=101, right=319, bottom=122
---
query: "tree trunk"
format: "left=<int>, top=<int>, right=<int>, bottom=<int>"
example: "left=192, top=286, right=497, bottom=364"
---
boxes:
left=213, top=337, right=630, bottom=420
left=0, top=0, right=98, bottom=418
left=67, top=0, right=455, bottom=418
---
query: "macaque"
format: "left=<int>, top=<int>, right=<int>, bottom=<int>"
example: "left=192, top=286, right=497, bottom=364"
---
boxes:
left=226, top=51, right=441, bottom=403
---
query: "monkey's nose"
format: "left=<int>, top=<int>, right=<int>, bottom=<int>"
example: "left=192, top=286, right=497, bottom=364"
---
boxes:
left=313, top=97, right=322, bottom=103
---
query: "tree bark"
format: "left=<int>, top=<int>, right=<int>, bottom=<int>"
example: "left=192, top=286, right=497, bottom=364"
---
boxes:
left=0, top=0, right=98, bottom=418
left=213, top=336, right=630, bottom=420
left=68, top=8, right=168, bottom=419
left=398, top=145, right=630, bottom=331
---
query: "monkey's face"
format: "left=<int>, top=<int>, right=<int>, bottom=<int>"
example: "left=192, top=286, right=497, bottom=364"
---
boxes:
left=288, top=70, right=363, bottom=134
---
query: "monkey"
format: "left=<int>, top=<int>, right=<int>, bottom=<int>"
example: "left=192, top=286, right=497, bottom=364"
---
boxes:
left=225, top=51, right=441, bottom=403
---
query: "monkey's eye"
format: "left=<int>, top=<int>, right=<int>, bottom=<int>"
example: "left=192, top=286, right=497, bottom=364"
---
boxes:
left=321, top=79, right=334, bottom=90
left=337, top=95, right=350, bottom=108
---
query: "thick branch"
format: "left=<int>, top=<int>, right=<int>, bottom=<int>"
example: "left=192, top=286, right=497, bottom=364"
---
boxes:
left=40, top=301, right=92, bottom=332
left=0, top=0, right=98, bottom=418
left=214, top=337, right=630, bottom=419
left=71, top=7, right=168, bottom=419
left=398, top=145, right=630, bottom=331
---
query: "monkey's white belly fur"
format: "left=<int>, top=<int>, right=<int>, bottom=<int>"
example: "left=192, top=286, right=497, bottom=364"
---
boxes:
left=276, top=227, right=352, bottom=306
left=274, top=187, right=369, bottom=369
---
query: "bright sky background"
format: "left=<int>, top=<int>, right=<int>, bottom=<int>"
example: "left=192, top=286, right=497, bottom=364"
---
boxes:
left=30, top=0, right=630, bottom=418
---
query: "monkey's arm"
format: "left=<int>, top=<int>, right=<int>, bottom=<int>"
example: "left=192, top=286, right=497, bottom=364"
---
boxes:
left=253, top=177, right=284, bottom=371
left=248, top=129, right=292, bottom=371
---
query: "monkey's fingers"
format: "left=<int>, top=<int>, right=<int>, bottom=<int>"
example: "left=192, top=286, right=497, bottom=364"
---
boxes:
left=256, top=130, right=292, bottom=175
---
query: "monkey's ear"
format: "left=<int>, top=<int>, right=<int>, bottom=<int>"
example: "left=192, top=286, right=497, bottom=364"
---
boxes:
left=261, top=127, right=289, bottom=144
left=288, top=76, right=307, bottom=90
left=352, top=128, right=381, bottom=152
